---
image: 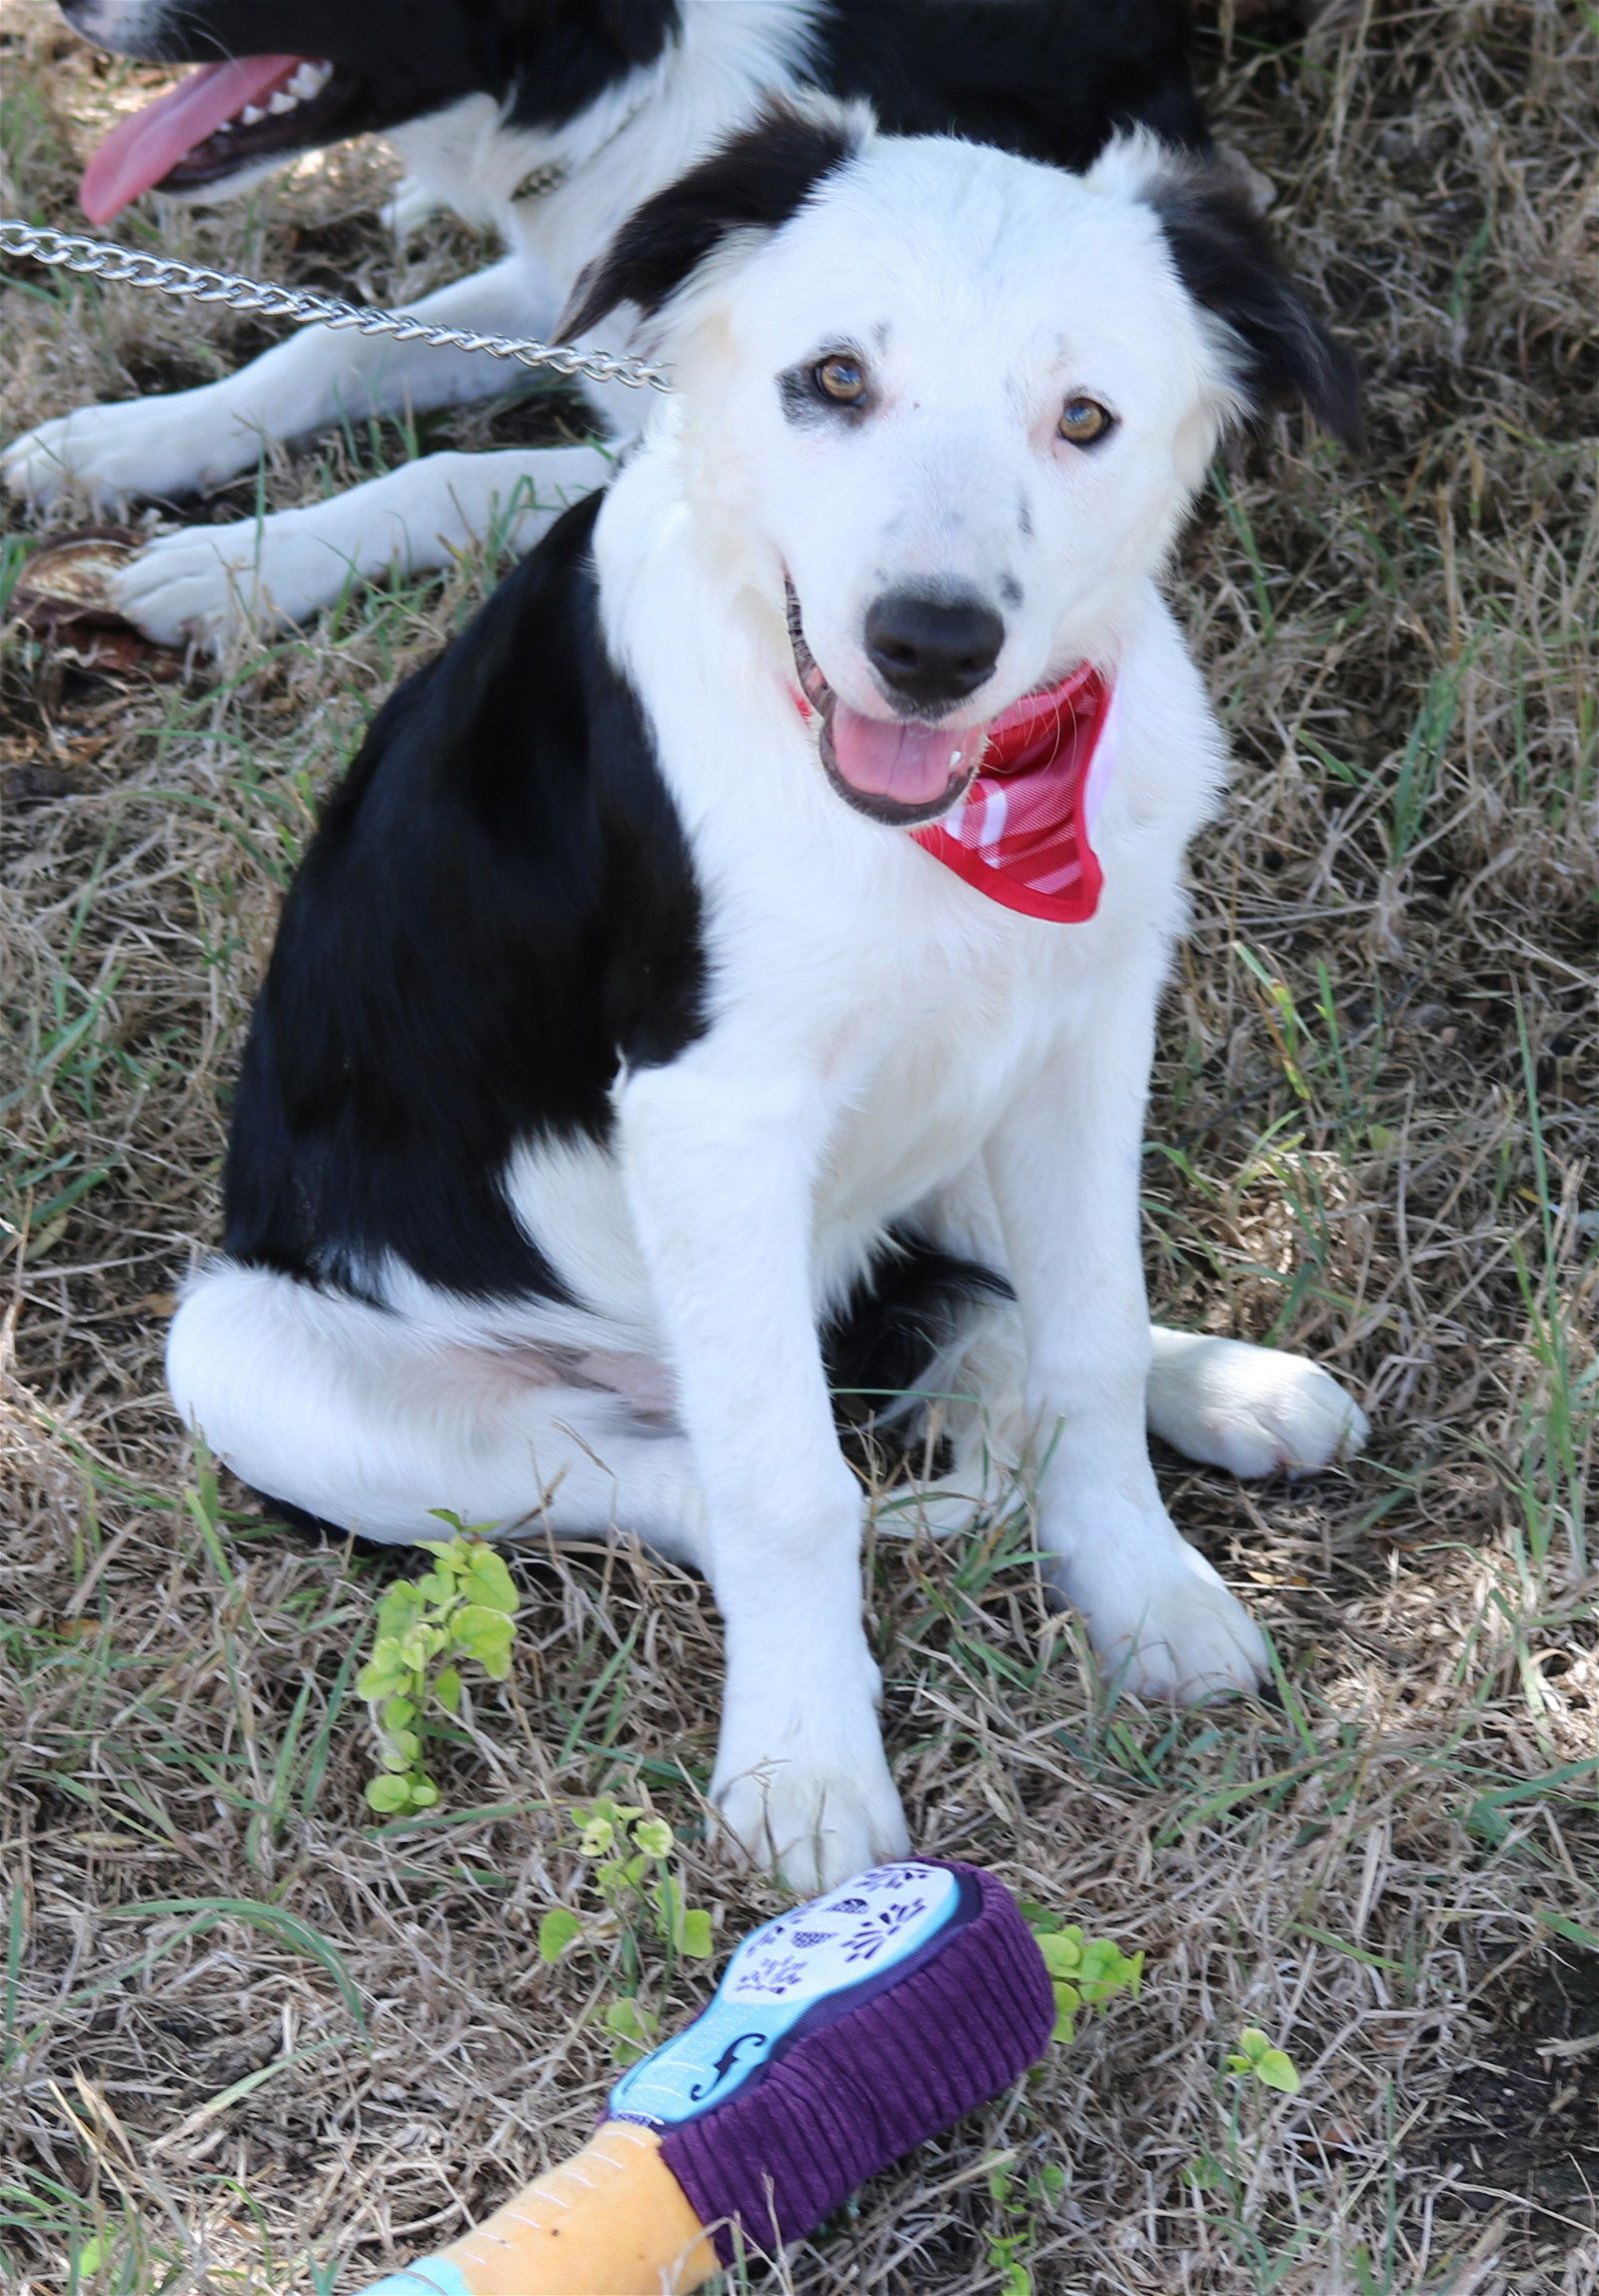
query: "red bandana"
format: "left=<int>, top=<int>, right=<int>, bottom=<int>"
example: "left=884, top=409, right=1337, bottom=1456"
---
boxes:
left=912, top=662, right=1116, bottom=924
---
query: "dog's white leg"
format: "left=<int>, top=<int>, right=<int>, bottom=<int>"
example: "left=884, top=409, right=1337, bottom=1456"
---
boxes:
left=617, top=1062, right=909, bottom=1893
left=108, top=443, right=613, bottom=648
left=3, top=254, right=555, bottom=513
left=985, top=974, right=1272, bottom=1704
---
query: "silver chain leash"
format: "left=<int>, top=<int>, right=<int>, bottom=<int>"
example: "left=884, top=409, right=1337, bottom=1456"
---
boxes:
left=0, top=217, right=672, bottom=393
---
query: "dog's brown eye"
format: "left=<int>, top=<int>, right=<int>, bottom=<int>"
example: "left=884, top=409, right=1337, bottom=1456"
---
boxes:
left=814, top=355, right=866, bottom=405
left=1058, top=396, right=1112, bottom=446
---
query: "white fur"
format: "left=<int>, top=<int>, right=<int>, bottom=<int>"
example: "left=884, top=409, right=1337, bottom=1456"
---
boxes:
left=167, top=127, right=1368, bottom=1888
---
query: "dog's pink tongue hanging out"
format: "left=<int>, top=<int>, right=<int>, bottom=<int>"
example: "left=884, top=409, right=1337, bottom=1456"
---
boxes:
left=80, top=57, right=305, bottom=224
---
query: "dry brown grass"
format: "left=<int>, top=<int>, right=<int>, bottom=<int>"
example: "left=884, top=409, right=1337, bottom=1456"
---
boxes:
left=2, top=2, right=1596, bottom=2290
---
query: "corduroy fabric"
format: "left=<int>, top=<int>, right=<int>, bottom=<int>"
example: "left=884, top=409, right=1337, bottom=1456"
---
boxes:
left=658, top=1862, right=1053, bottom=2267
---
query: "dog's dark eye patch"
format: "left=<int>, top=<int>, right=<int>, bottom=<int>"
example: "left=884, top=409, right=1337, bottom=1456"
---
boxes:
left=779, top=352, right=875, bottom=426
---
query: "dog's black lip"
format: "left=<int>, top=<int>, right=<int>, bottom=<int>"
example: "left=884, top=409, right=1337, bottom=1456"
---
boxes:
left=157, top=65, right=368, bottom=190
left=785, top=581, right=978, bottom=829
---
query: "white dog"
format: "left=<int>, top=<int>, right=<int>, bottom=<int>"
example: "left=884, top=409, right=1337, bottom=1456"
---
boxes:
left=167, top=103, right=1367, bottom=1891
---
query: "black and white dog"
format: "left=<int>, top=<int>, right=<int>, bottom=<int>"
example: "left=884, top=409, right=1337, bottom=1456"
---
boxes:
left=166, top=101, right=1367, bottom=1890
left=6, top=0, right=1206, bottom=646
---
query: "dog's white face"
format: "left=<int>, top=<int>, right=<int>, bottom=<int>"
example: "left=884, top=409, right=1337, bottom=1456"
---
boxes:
left=571, top=113, right=1355, bottom=826
left=661, top=137, right=1237, bottom=824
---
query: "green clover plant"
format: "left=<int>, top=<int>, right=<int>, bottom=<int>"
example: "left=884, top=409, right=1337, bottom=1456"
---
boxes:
left=539, top=1797, right=714, bottom=2062
left=1226, top=2026, right=1301, bottom=2094
left=356, top=1522, right=519, bottom=1814
left=1023, top=1909, right=1144, bottom=2044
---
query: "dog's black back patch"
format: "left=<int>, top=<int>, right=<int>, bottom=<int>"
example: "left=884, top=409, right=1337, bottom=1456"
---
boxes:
left=813, top=0, right=1205, bottom=166
left=224, top=491, right=708, bottom=1300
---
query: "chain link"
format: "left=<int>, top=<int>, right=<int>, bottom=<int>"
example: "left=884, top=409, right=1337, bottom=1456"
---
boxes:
left=0, top=217, right=672, bottom=394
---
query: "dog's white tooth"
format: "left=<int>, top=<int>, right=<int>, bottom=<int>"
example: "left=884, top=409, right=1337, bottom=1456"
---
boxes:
left=239, top=103, right=266, bottom=125
left=302, top=61, right=332, bottom=97
left=268, top=88, right=298, bottom=115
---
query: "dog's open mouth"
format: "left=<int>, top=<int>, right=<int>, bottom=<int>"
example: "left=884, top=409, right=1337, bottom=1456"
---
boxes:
left=786, top=588, right=984, bottom=829
left=81, top=57, right=364, bottom=225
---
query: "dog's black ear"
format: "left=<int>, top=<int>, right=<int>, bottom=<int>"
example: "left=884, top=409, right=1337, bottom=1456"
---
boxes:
left=561, top=99, right=866, bottom=340
left=1148, top=166, right=1363, bottom=450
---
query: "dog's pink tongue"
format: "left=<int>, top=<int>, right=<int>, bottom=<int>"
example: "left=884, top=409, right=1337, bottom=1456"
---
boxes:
left=80, top=57, right=302, bottom=224
left=827, top=701, right=984, bottom=807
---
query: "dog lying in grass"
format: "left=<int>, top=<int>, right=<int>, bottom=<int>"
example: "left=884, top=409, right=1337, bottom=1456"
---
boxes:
left=5, top=0, right=1207, bottom=648
left=166, top=100, right=1368, bottom=1891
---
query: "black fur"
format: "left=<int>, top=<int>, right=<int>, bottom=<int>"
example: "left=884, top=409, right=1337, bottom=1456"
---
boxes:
left=563, top=105, right=860, bottom=338
left=224, top=491, right=708, bottom=1300
left=1148, top=167, right=1364, bottom=449
left=823, top=1232, right=1012, bottom=1426
left=66, top=0, right=1203, bottom=220
left=71, top=0, right=686, bottom=148
left=811, top=0, right=1205, bottom=162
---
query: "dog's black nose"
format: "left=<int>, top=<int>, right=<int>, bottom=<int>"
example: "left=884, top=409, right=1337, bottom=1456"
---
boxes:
left=864, top=591, right=1004, bottom=711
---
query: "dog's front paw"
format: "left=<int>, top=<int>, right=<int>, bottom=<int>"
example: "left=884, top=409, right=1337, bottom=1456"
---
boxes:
left=712, top=1718, right=909, bottom=1895
left=1049, top=1501, right=1270, bottom=1703
left=1149, top=1332, right=1369, bottom=1480
left=108, top=518, right=303, bottom=649
left=4, top=393, right=252, bottom=513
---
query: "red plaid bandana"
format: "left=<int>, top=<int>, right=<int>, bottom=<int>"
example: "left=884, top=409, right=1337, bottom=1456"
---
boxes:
left=912, top=662, right=1116, bottom=924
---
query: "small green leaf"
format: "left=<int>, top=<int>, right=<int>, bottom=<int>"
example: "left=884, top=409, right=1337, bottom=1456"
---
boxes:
left=418, top=1538, right=471, bottom=1574
left=604, top=1995, right=658, bottom=2063
left=382, top=1695, right=417, bottom=1728
left=408, top=1778, right=440, bottom=1809
left=79, top=2235, right=109, bottom=2278
left=357, top=1659, right=397, bottom=1702
left=633, top=1816, right=673, bottom=1858
left=1228, top=2028, right=1300, bottom=2093
left=539, top=1908, right=584, bottom=1963
left=579, top=1815, right=616, bottom=1856
left=376, top=1583, right=425, bottom=1641
left=460, top=1545, right=519, bottom=1616
left=1037, top=1932, right=1082, bottom=1980
left=433, top=1665, right=463, bottom=1715
left=366, top=1774, right=411, bottom=1812
left=453, top=1604, right=514, bottom=1677
left=680, top=1907, right=714, bottom=1959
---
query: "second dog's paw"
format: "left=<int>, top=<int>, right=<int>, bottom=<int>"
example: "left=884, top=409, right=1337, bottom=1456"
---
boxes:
left=1051, top=1515, right=1271, bottom=1704
left=4, top=394, right=251, bottom=513
left=1149, top=1333, right=1369, bottom=1481
left=712, top=1729, right=909, bottom=1896
left=108, top=513, right=346, bottom=649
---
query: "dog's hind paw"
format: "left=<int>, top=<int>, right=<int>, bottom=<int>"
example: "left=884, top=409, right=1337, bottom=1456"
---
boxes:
left=1147, top=1331, right=1369, bottom=1480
